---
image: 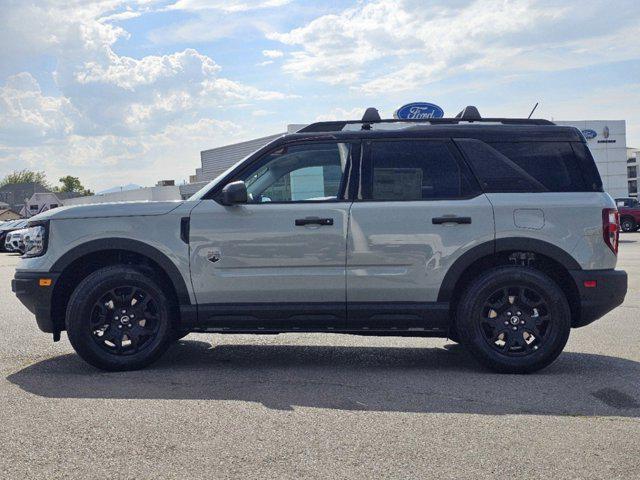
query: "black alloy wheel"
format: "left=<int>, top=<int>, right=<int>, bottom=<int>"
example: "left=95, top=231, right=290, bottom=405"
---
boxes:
left=90, top=286, right=161, bottom=355
left=66, top=266, right=173, bottom=371
left=457, top=266, right=571, bottom=373
left=479, top=286, right=551, bottom=356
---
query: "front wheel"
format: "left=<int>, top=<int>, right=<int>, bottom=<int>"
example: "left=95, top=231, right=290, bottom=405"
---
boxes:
left=66, top=266, right=173, bottom=371
left=457, top=266, right=571, bottom=374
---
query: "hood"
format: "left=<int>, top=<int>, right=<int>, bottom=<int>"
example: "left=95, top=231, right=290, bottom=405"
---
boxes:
left=29, top=200, right=184, bottom=221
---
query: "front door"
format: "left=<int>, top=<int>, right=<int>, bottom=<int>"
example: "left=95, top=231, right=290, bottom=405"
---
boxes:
left=347, top=138, right=494, bottom=331
left=189, top=140, right=358, bottom=330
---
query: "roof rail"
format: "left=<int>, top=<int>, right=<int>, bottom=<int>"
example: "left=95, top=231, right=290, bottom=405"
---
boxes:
left=297, top=105, right=555, bottom=133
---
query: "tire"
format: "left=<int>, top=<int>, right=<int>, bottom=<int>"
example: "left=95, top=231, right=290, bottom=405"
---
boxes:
left=456, top=266, right=571, bottom=374
left=621, top=218, right=636, bottom=233
left=66, top=266, right=173, bottom=371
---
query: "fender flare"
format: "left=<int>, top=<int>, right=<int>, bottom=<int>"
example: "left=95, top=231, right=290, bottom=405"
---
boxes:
left=50, top=238, right=192, bottom=305
left=437, top=237, right=581, bottom=302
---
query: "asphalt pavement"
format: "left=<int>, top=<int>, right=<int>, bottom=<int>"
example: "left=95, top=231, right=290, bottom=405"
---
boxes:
left=1, top=239, right=639, bottom=479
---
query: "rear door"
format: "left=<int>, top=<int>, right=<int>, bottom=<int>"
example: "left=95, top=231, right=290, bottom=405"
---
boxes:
left=346, top=138, right=494, bottom=331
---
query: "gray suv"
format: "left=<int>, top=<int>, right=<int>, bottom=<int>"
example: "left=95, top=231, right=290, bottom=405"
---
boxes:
left=12, top=107, right=628, bottom=373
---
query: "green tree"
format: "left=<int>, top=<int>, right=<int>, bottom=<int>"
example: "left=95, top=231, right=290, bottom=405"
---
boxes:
left=54, top=175, right=93, bottom=196
left=0, top=170, right=49, bottom=188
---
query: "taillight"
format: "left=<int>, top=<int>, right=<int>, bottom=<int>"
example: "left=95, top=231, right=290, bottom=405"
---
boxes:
left=602, top=208, right=619, bottom=255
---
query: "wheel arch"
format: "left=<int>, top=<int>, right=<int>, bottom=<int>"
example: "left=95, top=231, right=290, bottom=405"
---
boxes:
left=50, top=238, right=192, bottom=334
left=438, top=238, right=582, bottom=331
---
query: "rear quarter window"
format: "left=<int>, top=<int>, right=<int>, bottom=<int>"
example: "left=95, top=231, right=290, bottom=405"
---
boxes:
left=489, top=141, right=599, bottom=192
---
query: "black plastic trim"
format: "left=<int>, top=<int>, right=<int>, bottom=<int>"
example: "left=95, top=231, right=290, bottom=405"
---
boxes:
left=12, top=271, right=60, bottom=334
left=181, top=301, right=450, bottom=334
left=437, top=238, right=582, bottom=302
left=495, top=238, right=581, bottom=270
left=50, top=238, right=192, bottom=305
left=187, top=302, right=346, bottom=330
left=569, top=269, right=627, bottom=328
left=180, top=217, right=190, bottom=244
left=437, top=241, right=495, bottom=302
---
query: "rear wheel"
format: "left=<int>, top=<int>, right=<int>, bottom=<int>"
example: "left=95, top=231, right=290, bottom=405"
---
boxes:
left=457, top=266, right=571, bottom=373
left=621, top=217, right=637, bottom=233
left=66, top=266, right=173, bottom=371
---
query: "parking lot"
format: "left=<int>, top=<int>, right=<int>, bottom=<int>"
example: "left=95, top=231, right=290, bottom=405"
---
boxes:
left=0, top=241, right=639, bottom=480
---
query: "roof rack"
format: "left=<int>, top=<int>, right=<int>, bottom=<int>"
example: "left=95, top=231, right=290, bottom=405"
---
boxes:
left=297, top=105, right=555, bottom=133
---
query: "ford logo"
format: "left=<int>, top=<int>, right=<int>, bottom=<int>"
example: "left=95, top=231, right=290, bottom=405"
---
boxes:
left=394, top=102, right=445, bottom=120
left=582, top=129, right=597, bottom=140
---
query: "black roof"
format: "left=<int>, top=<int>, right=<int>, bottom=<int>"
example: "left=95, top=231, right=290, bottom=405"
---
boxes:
left=281, top=124, right=583, bottom=144
left=290, top=106, right=582, bottom=143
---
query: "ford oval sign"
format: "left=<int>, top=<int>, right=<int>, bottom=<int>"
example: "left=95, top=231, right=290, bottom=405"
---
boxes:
left=394, top=102, right=445, bottom=120
left=582, top=129, right=597, bottom=140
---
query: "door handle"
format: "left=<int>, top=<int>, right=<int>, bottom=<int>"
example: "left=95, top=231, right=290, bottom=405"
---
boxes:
left=295, top=217, right=334, bottom=226
left=432, top=216, right=472, bottom=225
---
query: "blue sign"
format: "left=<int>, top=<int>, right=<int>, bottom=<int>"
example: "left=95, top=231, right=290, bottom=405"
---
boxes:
left=395, top=102, right=444, bottom=120
left=582, top=129, right=597, bottom=140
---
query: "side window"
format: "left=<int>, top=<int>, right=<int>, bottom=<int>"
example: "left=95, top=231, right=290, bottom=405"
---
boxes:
left=365, top=140, right=478, bottom=201
left=490, top=142, right=594, bottom=192
left=240, top=142, right=353, bottom=203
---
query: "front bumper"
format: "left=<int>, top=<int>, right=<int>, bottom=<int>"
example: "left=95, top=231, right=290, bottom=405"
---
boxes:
left=12, top=271, right=59, bottom=334
left=569, top=269, right=627, bottom=327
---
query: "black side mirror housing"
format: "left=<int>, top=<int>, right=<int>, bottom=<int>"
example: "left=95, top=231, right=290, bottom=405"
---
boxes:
left=221, top=181, right=248, bottom=206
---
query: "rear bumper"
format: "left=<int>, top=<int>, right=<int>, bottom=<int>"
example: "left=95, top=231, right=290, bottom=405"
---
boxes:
left=569, top=269, right=627, bottom=328
left=11, top=271, right=59, bottom=334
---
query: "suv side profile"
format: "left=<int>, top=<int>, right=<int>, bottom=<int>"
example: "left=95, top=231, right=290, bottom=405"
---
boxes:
left=12, top=107, right=627, bottom=373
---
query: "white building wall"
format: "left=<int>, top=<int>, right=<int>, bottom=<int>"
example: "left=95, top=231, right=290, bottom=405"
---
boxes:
left=199, top=133, right=283, bottom=181
left=63, top=185, right=181, bottom=206
left=556, top=120, right=627, bottom=198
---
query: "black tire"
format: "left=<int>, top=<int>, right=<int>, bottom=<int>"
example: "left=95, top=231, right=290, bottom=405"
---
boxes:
left=621, top=218, right=636, bottom=233
left=66, top=266, right=173, bottom=371
left=457, top=266, right=571, bottom=374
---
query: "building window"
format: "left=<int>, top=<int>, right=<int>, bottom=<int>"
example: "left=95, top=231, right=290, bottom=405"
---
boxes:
left=29, top=205, right=38, bottom=211
left=629, top=180, right=638, bottom=195
left=628, top=165, right=637, bottom=179
left=49, top=204, right=58, bottom=209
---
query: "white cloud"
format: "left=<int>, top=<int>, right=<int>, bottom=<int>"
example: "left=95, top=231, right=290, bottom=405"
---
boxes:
left=262, top=49, right=284, bottom=58
left=0, top=73, right=78, bottom=146
left=269, top=0, right=640, bottom=93
left=0, top=117, right=245, bottom=189
left=0, top=0, right=290, bottom=189
left=315, top=107, right=365, bottom=122
left=167, top=0, right=293, bottom=13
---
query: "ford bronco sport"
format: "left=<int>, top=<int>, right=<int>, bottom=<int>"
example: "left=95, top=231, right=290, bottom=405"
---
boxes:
left=12, top=107, right=628, bottom=373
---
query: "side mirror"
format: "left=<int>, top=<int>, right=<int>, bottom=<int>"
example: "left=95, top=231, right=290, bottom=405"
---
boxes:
left=221, top=181, right=248, bottom=206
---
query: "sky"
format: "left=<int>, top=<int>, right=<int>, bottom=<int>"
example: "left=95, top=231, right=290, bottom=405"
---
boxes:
left=0, top=0, right=639, bottom=191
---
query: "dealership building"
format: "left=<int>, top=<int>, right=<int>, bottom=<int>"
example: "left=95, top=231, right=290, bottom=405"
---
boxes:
left=189, top=119, right=632, bottom=199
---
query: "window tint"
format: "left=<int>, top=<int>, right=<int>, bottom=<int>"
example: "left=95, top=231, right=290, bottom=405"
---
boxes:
left=366, top=140, right=478, bottom=200
left=490, top=142, right=594, bottom=192
left=455, top=139, right=546, bottom=193
left=240, top=142, right=353, bottom=203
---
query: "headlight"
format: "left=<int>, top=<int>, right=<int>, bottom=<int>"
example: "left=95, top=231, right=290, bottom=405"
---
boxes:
left=23, top=223, right=48, bottom=258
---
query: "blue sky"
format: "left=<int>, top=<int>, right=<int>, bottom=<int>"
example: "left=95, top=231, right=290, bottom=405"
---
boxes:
left=1, top=0, right=639, bottom=191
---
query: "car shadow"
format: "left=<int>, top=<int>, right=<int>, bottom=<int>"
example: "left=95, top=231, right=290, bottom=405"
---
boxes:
left=7, top=340, right=640, bottom=417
